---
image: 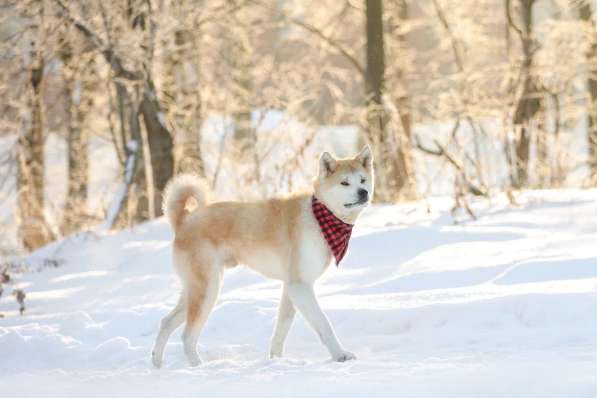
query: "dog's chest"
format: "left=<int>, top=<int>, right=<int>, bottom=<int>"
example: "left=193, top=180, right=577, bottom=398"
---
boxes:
left=296, top=213, right=333, bottom=283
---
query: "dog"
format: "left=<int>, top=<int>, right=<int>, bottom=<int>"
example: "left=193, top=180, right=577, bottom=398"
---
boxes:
left=151, top=146, right=374, bottom=367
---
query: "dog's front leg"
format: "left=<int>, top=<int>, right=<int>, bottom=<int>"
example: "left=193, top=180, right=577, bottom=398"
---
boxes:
left=287, top=282, right=355, bottom=362
left=270, top=283, right=296, bottom=358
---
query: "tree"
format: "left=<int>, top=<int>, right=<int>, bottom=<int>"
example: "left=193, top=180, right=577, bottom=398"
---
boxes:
left=16, top=0, right=54, bottom=250
left=365, top=0, right=416, bottom=201
left=365, top=0, right=386, bottom=196
left=506, top=0, right=542, bottom=188
left=384, top=0, right=417, bottom=200
left=225, top=7, right=256, bottom=165
left=54, top=0, right=174, bottom=226
left=160, top=1, right=205, bottom=175
left=59, top=30, right=95, bottom=234
left=580, top=1, right=597, bottom=185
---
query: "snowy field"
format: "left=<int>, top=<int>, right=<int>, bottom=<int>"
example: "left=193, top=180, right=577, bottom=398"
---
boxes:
left=2, top=189, right=597, bottom=397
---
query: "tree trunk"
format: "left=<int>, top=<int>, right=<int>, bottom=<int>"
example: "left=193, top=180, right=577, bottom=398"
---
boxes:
left=131, top=117, right=146, bottom=223
left=133, top=1, right=174, bottom=218
left=580, top=3, right=597, bottom=185
left=163, top=28, right=205, bottom=176
left=139, top=81, right=174, bottom=217
left=392, top=0, right=417, bottom=200
left=60, top=39, right=93, bottom=234
left=231, top=59, right=254, bottom=163
left=365, top=0, right=394, bottom=202
left=109, top=81, right=151, bottom=228
left=511, top=0, right=541, bottom=188
left=534, top=104, right=548, bottom=187
left=226, top=13, right=256, bottom=169
left=17, top=50, right=52, bottom=250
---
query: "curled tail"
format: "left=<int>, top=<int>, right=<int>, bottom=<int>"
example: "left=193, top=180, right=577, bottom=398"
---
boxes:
left=163, top=174, right=207, bottom=231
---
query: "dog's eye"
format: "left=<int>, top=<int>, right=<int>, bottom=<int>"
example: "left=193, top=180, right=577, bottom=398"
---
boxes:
left=361, top=178, right=366, bottom=184
left=341, top=181, right=350, bottom=186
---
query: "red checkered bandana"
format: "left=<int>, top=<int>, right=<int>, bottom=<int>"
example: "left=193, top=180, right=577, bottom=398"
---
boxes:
left=311, top=196, right=354, bottom=266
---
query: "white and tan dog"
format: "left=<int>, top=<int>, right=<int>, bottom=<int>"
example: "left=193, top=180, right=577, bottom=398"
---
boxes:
left=152, top=146, right=374, bottom=367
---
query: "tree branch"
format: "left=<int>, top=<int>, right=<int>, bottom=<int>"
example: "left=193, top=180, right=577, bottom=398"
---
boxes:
left=249, top=0, right=366, bottom=77
left=414, top=121, right=487, bottom=196
left=505, top=0, right=524, bottom=45
left=52, top=0, right=143, bottom=81
left=291, top=17, right=366, bottom=77
left=431, top=0, right=464, bottom=71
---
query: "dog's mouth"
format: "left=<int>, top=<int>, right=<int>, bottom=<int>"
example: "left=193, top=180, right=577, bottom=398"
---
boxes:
left=344, top=199, right=368, bottom=208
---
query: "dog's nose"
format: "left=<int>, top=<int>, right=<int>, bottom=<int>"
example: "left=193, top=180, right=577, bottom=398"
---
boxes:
left=358, top=188, right=369, bottom=201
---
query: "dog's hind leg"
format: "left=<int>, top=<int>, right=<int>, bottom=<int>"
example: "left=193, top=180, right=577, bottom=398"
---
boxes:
left=182, top=264, right=222, bottom=367
left=269, top=283, right=296, bottom=358
left=152, top=292, right=186, bottom=368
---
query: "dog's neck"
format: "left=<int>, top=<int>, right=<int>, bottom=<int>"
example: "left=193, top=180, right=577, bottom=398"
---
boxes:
left=311, top=193, right=363, bottom=225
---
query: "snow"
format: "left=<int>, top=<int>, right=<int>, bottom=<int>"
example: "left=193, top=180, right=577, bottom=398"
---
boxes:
left=2, top=189, right=597, bottom=397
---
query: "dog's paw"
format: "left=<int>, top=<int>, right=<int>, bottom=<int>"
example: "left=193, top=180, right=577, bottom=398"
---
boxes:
left=151, top=351, right=162, bottom=369
left=334, top=351, right=356, bottom=362
left=269, top=349, right=283, bottom=359
left=187, top=354, right=202, bottom=367
left=269, top=343, right=284, bottom=359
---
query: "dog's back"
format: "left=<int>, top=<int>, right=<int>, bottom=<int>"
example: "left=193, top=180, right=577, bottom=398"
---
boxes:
left=168, top=184, right=322, bottom=280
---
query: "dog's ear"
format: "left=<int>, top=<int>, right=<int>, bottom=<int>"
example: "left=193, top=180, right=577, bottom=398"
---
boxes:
left=355, top=145, right=373, bottom=169
left=319, top=152, right=337, bottom=177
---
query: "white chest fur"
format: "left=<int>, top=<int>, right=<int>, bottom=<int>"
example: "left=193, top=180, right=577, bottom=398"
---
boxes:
left=241, top=197, right=334, bottom=283
left=295, top=201, right=333, bottom=283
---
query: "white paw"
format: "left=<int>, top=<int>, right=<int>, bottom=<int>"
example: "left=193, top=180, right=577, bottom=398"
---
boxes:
left=187, top=355, right=201, bottom=367
left=184, top=345, right=202, bottom=367
left=334, top=351, right=356, bottom=362
left=151, top=351, right=162, bottom=368
left=269, top=349, right=283, bottom=359
left=269, top=341, right=284, bottom=359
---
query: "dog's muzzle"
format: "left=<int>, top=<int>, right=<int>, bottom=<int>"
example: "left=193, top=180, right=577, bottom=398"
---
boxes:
left=345, top=189, right=369, bottom=208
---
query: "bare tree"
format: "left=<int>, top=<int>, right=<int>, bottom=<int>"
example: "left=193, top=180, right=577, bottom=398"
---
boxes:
left=366, top=0, right=394, bottom=201
left=385, top=0, right=417, bottom=200
left=17, top=0, right=54, bottom=250
left=58, top=30, right=95, bottom=234
left=53, top=0, right=174, bottom=225
left=225, top=6, right=256, bottom=164
left=160, top=1, right=205, bottom=175
left=506, top=0, right=542, bottom=188
left=580, top=1, right=597, bottom=185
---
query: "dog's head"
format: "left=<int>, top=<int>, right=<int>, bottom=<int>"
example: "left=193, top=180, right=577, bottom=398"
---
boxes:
left=314, top=146, right=374, bottom=223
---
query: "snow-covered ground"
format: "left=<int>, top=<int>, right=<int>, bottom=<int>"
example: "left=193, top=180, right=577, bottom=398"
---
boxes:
left=2, top=189, right=597, bottom=397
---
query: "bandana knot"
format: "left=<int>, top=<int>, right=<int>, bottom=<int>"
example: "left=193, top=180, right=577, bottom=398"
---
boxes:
left=311, top=196, right=354, bottom=266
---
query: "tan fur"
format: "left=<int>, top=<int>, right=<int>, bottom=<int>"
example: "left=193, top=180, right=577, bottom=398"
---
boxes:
left=163, top=174, right=207, bottom=230
left=152, top=147, right=374, bottom=367
left=175, top=193, right=305, bottom=272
